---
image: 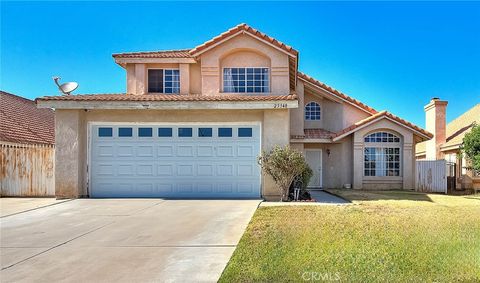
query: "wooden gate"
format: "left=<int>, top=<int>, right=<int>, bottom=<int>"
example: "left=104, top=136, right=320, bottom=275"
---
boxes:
left=415, top=160, right=447, bottom=194
left=0, top=142, right=55, bottom=196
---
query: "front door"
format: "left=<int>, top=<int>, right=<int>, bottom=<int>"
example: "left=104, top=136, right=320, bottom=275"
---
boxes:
left=305, top=149, right=322, bottom=189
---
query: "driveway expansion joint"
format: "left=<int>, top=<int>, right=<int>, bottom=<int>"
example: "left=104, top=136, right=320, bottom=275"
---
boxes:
left=1, top=221, right=114, bottom=270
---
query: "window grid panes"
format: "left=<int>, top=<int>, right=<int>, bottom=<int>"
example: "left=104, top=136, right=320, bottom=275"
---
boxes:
left=364, top=132, right=400, bottom=143
left=305, top=102, right=321, bottom=120
left=148, top=69, right=180, bottom=93
left=164, top=69, right=180, bottom=94
left=364, top=147, right=400, bottom=176
left=223, top=68, right=269, bottom=93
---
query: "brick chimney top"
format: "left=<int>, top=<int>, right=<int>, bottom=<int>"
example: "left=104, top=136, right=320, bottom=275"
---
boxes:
left=424, top=98, right=448, bottom=160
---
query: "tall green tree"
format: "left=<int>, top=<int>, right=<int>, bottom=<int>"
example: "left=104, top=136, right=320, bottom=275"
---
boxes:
left=461, top=123, right=480, bottom=172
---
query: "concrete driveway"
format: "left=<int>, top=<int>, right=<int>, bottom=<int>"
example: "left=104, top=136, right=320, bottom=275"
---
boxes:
left=1, top=199, right=260, bottom=282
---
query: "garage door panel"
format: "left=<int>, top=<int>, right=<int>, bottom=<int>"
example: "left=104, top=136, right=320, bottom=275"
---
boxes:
left=177, top=146, right=194, bottom=157
left=197, top=164, right=214, bottom=176
left=197, top=146, right=214, bottom=157
left=118, top=146, right=134, bottom=157
left=137, top=146, right=154, bottom=157
left=217, top=146, right=234, bottom=157
left=158, top=146, right=174, bottom=157
left=118, top=164, right=135, bottom=176
left=177, top=164, right=194, bottom=176
left=158, top=165, right=174, bottom=176
left=137, top=164, right=154, bottom=176
left=90, top=124, right=261, bottom=198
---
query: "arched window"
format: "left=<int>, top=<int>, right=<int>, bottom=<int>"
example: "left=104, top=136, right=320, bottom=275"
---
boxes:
left=364, top=132, right=400, bottom=143
left=364, top=131, right=401, bottom=177
left=305, top=102, right=321, bottom=121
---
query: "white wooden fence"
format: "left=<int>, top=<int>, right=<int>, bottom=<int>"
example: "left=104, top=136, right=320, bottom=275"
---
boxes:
left=0, top=142, right=55, bottom=196
left=415, top=160, right=447, bottom=193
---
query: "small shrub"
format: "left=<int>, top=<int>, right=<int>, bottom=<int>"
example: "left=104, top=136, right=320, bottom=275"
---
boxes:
left=258, top=145, right=310, bottom=201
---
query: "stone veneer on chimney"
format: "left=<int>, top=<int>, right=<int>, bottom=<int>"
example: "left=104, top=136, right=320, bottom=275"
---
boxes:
left=424, top=98, right=448, bottom=160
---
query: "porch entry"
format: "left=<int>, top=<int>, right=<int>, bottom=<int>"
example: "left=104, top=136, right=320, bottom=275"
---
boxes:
left=305, top=149, right=322, bottom=189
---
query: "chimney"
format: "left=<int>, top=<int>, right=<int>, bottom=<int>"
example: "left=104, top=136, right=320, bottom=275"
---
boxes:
left=424, top=98, right=448, bottom=160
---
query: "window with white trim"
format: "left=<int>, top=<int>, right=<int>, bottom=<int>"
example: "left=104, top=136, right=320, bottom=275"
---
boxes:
left=223, top=67, right=269, bottom=93
left=148, top=69, right=180, bottom=93
left=305, top=102, right=321, bottom=120
left=364, top=132, right=401, bottom=177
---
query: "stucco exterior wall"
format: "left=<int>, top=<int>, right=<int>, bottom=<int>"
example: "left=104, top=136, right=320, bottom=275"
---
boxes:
left=54, top=109, right=290, bottom=199
left=290, top=81, right=305, bottom=136
left=303, top=92, right=324, bottom=129
left=189, top=62, right=202, bottom=94
left=351, top=119, right=415, bottom=190
left=304, top=137, right=353, bottom=189
left=343, top=103, right=370, bottom=129
left=54, top=110, right=86, bottom=198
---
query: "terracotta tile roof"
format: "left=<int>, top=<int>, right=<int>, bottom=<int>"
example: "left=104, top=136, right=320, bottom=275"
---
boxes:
left=189, top=23, right=298, bottom=57
left=416, top=103, right=480, bottom=153
left=36, top=93, right=298, bottom=102
left=334, top=110, right=433, bottom=140
left=112, top=49, right=193, bottom=58
left=1, top=91, right=54, bottom=145
left=297, top=72, right=378, bottom=115
left=291, top=128, right=335, bottom=140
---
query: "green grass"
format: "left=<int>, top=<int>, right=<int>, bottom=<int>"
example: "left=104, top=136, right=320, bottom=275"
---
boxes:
left=220, top=190, right=480, bottom=282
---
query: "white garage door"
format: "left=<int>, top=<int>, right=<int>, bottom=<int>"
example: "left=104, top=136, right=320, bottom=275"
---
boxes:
left=90, top=124, right=261, bottom=198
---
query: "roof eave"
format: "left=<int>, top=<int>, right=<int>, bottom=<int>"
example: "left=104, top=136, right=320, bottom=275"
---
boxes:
left=298, top=76, right=376, bottom=115
left=36, top=99, right=298, bottom=110
left=189, top=28, right=298, bottom=59
left=333, top=116, right=433, bottom=142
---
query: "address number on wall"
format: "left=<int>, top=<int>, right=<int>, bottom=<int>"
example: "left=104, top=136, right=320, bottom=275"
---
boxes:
left=273, top=103, right=288, bottom=108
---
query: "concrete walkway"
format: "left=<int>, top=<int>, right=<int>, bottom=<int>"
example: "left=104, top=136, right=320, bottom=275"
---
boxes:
left=309, top=190, right=350, bottom=204
left=1, top=199, right=260, bottom=282
left=0, top=198, right=70, bottom=217
left=261, top=190, right=349, bottom=206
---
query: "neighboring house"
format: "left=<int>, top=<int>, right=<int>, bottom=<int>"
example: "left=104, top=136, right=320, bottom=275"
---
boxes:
left=1, top=91, right=55, bottom=196
left=416, top=100, right=480, bottom=190
left=36, top=23, right=432, bottom=200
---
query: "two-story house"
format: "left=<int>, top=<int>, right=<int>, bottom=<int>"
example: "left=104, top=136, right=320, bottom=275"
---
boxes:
left=37, top=23, right=432, bottom=200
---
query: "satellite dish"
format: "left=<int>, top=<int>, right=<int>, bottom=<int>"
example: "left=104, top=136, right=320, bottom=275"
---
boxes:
left=53, top=76, right=78, bottom=95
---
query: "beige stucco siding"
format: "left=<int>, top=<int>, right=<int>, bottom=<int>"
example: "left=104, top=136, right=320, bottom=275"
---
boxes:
left=54, top=110, right=86, bottom=198
left=303, top=92, right=324, bottom=129
left=304, top=137, right=353, bottom=189
left=54, top=109, right=290, bottom=199
left=352, top=119, right=415, bottom=190
left=189, top=62, right=202, bottom=94
left=290, top=81, right=305, bottom=136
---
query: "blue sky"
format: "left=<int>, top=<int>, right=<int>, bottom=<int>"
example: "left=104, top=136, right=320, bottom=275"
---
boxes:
left=1, top=1, right=479, bottom=126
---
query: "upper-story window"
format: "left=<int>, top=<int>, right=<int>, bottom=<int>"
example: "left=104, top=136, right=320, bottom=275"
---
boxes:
left=148, top=69, right=180, bottom=93
left=223, top=68, right=269, bottom=93
left=305, top=102, right=321, bottom=120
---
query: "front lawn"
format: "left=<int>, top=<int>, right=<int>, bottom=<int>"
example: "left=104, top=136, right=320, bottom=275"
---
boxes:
left=220, top=190, right=480, bottom=282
